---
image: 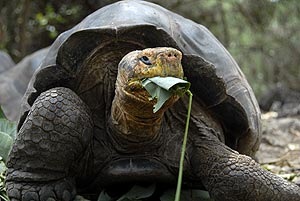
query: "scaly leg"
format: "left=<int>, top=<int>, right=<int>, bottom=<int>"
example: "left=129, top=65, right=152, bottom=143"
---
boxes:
left=191, top=127, right=300, bottom=201
left=6, top=87, right=93, bottom=201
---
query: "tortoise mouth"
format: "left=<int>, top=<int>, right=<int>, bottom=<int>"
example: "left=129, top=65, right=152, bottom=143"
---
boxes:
left=122, top=78, right=155, bottom=103
left=122, top=75, right=183, bottom=107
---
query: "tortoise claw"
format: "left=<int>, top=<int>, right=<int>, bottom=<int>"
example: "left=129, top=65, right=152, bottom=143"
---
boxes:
left=6, top=178, right=76, bottom=201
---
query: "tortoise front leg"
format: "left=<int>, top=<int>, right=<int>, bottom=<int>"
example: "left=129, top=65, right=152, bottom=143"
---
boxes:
left=191, top=128, right=300, bottom=201
left=5, top=87, right=93, bottom=201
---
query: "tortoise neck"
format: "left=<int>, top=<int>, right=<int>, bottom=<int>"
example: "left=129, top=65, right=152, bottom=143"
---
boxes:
left=110, top=89, right=164, bottom=143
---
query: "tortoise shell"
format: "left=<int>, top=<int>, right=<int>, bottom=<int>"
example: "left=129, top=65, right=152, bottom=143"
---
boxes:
left=0, top=47, right=50, bottom=121
left=0, top=51, right=15, bottom=74
left=20, top=0, right=261, bottom=156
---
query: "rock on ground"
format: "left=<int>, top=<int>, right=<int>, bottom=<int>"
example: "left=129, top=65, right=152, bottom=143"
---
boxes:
left=256, top=112, right=300, bottom=185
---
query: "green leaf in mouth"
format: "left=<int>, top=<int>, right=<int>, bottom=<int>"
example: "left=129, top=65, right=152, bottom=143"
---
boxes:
left=141, top=77, right=191, bottom=113
left=142, top=76, right=193, bottom=201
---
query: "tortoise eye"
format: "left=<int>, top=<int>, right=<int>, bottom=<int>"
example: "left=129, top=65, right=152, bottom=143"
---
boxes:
left=140, top=56, right=152, bottom=65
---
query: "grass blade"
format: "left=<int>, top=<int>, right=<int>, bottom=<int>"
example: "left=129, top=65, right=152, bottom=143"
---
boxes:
left=175, top=90, right=193, bottom=201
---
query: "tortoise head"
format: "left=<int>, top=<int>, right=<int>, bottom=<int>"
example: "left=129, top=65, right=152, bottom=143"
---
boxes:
left=116, top=47, right=183, bottom=109
left=111, top=47, right=184, bottom=141
left=119, top=47, right=183, bottom=80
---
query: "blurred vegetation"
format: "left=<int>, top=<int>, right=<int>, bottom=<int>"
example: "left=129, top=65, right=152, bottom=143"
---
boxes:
left=0, top=106, right=16, bottom=201
left=0, top=0, right=300, bottom=98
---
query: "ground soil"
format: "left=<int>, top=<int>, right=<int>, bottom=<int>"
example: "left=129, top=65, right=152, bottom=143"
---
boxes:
left=256, top=112, right=300, bottom=185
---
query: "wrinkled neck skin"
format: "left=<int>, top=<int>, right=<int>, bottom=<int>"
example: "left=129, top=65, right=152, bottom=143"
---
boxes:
left=110, top=90, right=161, bottom=143
left=110, top=79, right=177, bottom=145
left=109, top=47, right=182, bottom=148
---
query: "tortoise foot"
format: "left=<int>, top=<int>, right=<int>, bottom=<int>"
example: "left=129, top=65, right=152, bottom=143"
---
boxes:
left=5, top=87, right=93, bottom=201
left=192, top=131, right=300, bottom=201
left=6, top=178, right=76, bottom=201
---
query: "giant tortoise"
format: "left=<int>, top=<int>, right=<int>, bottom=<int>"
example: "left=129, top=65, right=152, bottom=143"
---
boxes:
left=6, top=1, right=300, bottom=200
left=0, top=47, right=50, bottom=122
left=0, top=51, right=15, bottom=74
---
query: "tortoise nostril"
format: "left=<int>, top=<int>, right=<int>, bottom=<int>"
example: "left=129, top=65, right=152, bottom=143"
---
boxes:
left=160, top=50, right=181, bottom=60
left=167, top=52, right=178, bottom=58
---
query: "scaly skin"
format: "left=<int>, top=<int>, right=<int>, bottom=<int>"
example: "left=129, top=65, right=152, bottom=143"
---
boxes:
left=191, top=126, right=300, bottom=201
left=6, top=87, right=93, bottom=201
left=5, top=47, right=300, bottom=201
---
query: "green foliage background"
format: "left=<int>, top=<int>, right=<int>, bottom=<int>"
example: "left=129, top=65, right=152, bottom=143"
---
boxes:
left=1, top=0, right=299, bottom=98
left=0, top=107, right=16, bottom=201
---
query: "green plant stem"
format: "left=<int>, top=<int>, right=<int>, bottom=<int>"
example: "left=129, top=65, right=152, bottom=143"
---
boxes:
left=175, top=90, right=193, bottom=201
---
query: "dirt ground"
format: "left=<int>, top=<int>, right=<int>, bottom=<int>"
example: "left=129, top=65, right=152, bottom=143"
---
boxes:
left=256, top=112, right=300, bottom=185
